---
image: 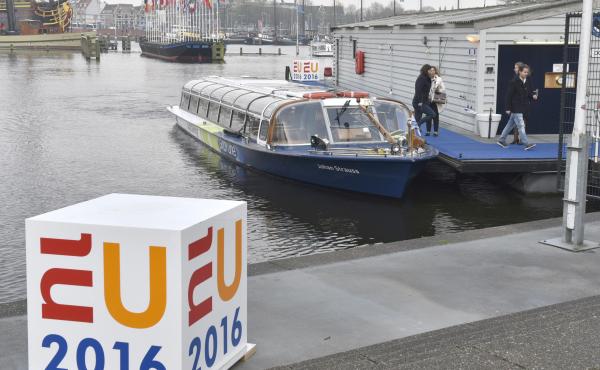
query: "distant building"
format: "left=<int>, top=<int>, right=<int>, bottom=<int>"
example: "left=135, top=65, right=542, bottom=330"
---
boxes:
left=100, top=3, right=141, bottom=31
left=73, top=0, right=105, bottom=27
left=331, top=0, right=600, bottom=135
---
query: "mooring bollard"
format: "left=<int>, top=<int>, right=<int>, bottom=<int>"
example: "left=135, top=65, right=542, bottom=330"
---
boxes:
left=26, top=194, right=255, bottom=369
left=259, top=47, right=262, bottom=55
left=240, top=47, right=243, bottom=55
left=278, top=48, right=281, bottom=55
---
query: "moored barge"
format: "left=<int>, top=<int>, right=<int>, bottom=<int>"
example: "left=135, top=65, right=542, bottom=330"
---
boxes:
left=168, top=77, right=437, bottom=198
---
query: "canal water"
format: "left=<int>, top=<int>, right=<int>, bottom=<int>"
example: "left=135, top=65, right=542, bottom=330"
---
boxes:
left=0, top=45, right=571, bottom=303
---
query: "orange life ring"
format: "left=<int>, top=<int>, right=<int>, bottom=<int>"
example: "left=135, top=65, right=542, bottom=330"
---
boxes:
left=303, top=92, right=337, bottom=99
left=336, top=91, right=369, bottom=98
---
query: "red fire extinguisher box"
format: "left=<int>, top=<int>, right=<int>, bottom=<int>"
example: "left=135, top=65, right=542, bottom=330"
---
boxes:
left=355, top=50, right=365, bottom=75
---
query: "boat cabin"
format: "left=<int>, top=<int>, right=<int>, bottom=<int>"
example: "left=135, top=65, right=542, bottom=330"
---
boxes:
left=179, top=77, right=415, bottom=150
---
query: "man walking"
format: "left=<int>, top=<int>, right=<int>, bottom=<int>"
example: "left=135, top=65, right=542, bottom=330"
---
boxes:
left=497, top=64, right=538, bottom=150
left=511, top=61, right=525, bottom=144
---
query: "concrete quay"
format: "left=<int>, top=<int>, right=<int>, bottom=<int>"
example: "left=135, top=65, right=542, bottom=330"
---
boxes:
left=3, top=214, right=600, bottom=369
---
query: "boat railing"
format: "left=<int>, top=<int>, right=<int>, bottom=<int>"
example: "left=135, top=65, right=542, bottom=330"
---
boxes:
left=308, top=146, right=430, bottom=158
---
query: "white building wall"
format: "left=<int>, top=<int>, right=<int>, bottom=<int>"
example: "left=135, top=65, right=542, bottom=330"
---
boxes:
left=85, top=0, right=104, bottom=25
left=333, top=14, right=568, bottom=133
left=333, top=24, right=480, bottom=132
left=479, top=15, right=566, bottom=114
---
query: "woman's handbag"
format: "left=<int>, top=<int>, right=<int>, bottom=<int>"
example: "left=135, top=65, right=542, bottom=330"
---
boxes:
left=433, top=91, right=447, bottom=104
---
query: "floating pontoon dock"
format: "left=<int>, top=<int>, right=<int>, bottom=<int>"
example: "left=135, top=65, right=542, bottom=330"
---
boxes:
left=427, top=128, right=560, bottom=173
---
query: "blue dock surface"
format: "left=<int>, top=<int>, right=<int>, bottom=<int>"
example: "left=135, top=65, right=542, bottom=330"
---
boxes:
left=426, top=128, right=560, bottom=173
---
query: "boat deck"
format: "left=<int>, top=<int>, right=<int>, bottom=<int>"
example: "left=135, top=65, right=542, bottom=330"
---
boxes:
left=426, top=127, right=561, bottom=173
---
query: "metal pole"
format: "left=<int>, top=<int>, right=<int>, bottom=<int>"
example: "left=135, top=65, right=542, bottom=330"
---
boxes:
left=562, top=0, right=593, bottom=248
left=360, top=0, right=363, bottom=22
left=333, top=0, right=336, bottom=27
left=393, top=0, right=396, bottom=16
left=273, top=0, right=277, bottom=41
left=301, top=0, right=305, bottom=38
left=296, top=0, right=299, bottom=56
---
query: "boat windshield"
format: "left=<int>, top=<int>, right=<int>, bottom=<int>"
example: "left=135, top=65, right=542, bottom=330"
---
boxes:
left=326, top=105, right=384, bottom=143
left=373, top=100, right=411, bottom=134
left=272, top=101, right=329, bottom=145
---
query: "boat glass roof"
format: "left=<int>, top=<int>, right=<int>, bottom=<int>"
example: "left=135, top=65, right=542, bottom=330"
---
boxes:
left=249, top=96, right=286, bottom=118
left=211, top=86, right=239, bottom=101
left=182, top=77, right=331, bottom=117
left=190, top=81, right=216, bottom=94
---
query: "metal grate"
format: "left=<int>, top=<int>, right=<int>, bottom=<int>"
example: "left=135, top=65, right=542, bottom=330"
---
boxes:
left=558, top=12, right=600, bottom=199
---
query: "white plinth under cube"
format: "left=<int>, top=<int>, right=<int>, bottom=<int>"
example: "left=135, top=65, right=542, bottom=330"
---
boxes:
left=26, top=193, right=251, bottom=369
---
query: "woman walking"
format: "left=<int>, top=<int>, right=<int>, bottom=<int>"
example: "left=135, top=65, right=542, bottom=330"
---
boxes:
left=428, top=66, right=446, bottom=136
left=412, top=64, right=436, bottom=134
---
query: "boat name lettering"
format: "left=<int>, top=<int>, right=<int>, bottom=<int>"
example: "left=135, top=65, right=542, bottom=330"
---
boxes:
left=218, top=139, right=238, bottom=158
left=317, top=164, right=360, bottom=175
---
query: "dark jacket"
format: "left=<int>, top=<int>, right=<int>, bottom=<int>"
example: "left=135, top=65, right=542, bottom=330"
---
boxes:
left=505, top=76, right=534, bottom=114
left=413, top=74, right=432, bottom=106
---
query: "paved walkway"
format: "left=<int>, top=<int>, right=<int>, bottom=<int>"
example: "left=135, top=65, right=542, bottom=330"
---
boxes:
left=273, top=295, right=600, bottom=369
left=2, top=215, right=600, bottom=369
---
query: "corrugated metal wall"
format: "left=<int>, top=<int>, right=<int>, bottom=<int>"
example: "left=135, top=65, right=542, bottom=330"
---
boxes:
left=332, top=25, right=478, bottom=131
left=332, top=15, right=566, bottom=133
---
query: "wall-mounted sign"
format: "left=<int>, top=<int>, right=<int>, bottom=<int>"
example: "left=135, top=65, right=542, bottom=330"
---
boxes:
left=292, top=60, right=320, bottom=81
left=545, top=72, right=577, bottom=89
left=26, top=194, right=253, bottom=370
left=553, top=64, right=570, bottom=73
left=592, top=48, right=600, bottom=58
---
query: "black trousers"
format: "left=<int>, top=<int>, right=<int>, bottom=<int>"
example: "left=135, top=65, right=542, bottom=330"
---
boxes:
left=427, top=103, right=440, bottom=133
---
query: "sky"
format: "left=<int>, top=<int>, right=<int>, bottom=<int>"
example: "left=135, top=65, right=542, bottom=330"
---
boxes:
left=104, top=0, right=501, bottom=11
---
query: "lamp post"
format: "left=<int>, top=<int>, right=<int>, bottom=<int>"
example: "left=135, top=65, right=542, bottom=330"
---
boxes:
left=543, top=0, right=598, bottom=251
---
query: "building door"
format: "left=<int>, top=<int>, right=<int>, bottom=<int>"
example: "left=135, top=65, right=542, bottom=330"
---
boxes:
left=496, top=44, right=576, bottom=135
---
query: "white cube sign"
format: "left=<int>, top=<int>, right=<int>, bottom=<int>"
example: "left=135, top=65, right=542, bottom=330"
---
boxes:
left=292, top=59, right=320, bottom=81
left=26, top=194, right=250, bottom=369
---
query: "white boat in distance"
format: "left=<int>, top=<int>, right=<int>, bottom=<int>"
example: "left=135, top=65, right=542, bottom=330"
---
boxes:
left=310, top=35, right=334, bottom=57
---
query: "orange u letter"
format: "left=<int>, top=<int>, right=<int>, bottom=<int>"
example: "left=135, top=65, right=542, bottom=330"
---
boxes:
left=217, top=220, right=242, bottom=301
left=104, top=243, right=167, bottom=329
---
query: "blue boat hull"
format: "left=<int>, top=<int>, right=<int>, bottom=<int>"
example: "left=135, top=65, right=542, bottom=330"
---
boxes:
left=175, top=115, right=432, bottom=198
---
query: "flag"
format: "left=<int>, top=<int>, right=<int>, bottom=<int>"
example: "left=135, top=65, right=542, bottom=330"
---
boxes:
left=189, top=0, right=196, bottom=12
left=204, top=0, right=212, bottom=9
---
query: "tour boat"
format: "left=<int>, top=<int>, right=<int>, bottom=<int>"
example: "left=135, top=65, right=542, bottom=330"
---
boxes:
left=140, top=2, right=224, bottom=63
left=168, top=77, right=437, bottom=198
left=310, top=35, right=334, bottom=57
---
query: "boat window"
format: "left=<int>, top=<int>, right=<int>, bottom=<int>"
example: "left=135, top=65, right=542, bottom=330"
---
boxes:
left=247, top=116, right=260, bottom=139
left=326, top=105, right=384, bottom=143
left=272, top=102, right=328, bottom=145
left=181, top=93, right=191, bottom=111
left=373, top=100, right=410, bottom=134
left=180, top=93, right=185, bottom=108
left=208, top=102, right=220, bottom=122
left=198, top=97, right=209, bottom=117
left=190, top=95, right=199, bottom=114
left=219, top=107, right=233, bottom=127
left=231, top=110, right=246, bottom=132
left=259, top=120, right=269, bottom=142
